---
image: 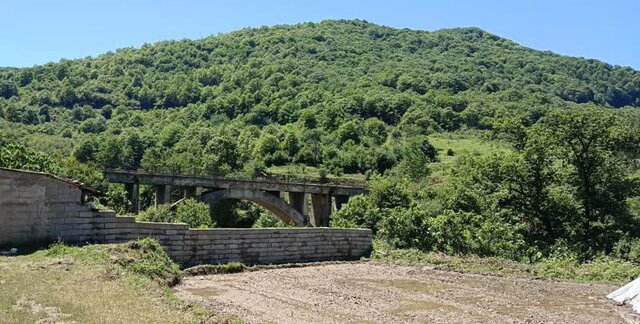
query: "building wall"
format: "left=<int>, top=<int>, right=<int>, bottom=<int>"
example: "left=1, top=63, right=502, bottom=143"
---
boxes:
left=0, top=169, right=84, bottom=246
left=0, top=168, right=372, bottom=266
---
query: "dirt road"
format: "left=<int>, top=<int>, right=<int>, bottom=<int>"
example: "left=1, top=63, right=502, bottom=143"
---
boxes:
left=175, top=262, right=638, bottom=323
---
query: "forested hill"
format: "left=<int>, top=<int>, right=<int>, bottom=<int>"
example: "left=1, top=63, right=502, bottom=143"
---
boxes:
left=1, top=19, right=639, bottom=119
left=1, top=19, right=640, bottom=268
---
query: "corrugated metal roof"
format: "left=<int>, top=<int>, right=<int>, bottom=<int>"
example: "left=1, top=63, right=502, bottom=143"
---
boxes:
left=607, top=276, right=640, bottom=314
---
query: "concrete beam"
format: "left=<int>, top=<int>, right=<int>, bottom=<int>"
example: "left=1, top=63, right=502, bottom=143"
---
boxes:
left=155, top=185, right=172, bottom=206
left=310, top=193, right=331, bottom=227
left=104, top=170, right=367, bottom=196
left=124, top=183, right=139, bottom=214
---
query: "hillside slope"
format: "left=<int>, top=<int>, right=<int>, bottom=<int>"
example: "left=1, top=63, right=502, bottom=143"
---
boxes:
left=0, top=20, right=639, bottom=265
left=0, top=19, right=638, bottom=120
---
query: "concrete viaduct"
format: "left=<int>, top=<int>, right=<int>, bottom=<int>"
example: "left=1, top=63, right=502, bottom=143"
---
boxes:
left=104, top=170, right=367, bottom=227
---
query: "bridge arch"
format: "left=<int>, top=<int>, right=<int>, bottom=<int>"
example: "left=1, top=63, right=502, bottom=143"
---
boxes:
left=200, top=188, right=306, bottom=226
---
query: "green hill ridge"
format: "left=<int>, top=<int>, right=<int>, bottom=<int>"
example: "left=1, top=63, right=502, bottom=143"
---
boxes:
left=1, top=19, right=638, bottom=115
left=0, top=19, right=639, bottom=267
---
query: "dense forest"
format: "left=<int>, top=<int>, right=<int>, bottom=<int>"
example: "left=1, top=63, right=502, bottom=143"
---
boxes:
left=1, top=20, right=639, bottom=265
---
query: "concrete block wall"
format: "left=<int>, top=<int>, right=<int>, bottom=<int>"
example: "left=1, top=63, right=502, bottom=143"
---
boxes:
left=180, top=228, right=372, bottom=266
left=1, top=170, right=57, bottom=245
left=0, top=168, right=373, bottom=266
left=95, top=225, right=372, bottom=266
left=0, top=168, right=95, bottom=246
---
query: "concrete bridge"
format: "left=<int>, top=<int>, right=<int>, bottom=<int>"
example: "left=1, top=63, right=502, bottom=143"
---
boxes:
left=104, top=170, right=367, bottom=227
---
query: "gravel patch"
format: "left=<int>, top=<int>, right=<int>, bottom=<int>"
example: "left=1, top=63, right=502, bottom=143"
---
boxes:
left=175, top=262, right=638, bottom=323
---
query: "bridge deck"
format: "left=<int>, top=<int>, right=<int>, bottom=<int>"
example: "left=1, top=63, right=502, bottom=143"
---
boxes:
left=104, top=170, right=367, bottom=196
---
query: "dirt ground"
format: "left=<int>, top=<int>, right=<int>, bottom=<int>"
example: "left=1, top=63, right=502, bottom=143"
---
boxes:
left=175, top=262, right=639, bottom=324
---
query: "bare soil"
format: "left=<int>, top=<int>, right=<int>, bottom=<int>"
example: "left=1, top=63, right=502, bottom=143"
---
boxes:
left=175, top=262, right=639, bottom=324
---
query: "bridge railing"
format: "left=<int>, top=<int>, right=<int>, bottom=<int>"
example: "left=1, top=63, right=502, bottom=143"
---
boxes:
left=104, top=169, right=368, bottom=189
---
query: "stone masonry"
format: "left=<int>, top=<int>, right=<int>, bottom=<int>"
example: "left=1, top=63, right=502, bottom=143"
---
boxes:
left=0, top=168, right=372, bottom=266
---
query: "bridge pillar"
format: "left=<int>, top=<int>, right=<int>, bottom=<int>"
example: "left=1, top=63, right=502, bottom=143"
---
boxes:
left=125, top=183, right=139, bottom=213
left=183, top=187, right=197, bottom=200
left=288, top=192, right=307, bottom=216
left=310, top=193, right=331, bottom=227
left=155, top=185, right=172, bottom=206
left=335, top=195, right=349, bottom=211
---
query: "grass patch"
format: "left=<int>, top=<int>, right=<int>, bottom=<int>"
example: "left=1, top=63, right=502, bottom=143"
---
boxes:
left=183, top=262, right=247, bottom=276
left=372, top=240, right=640, bottom=284
left=427, top=131, right=512, bottom=184
left=0, top=239, right=214, bottom=323
left=108, top=238, right=181, bottom=286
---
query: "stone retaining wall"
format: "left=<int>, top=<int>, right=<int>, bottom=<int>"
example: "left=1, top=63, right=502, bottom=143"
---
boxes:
left=96, top=219, right=371, bottom=266
left=0, top=168, right=372, bottom=266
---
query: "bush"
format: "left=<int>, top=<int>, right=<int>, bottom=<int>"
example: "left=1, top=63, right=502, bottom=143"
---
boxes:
left=613, top=236, right=640, bottom=264
left=100, top=186, right=130, bottom=214
left=0, top=142, right=60, bottom=174
left=427, top=210, right=525, bottom=259
left=369, top=177, right=410, bottom=209
left=175, top=199, right=213, bottom=228
left=331, top=195, right=379, bottom=231
left=426, top=210, right=474, bottom=254
left=252, top=213, right=288, bottom=228
left=245, top=160, right=267, bottom=178
left=136, top=205, right=174, bottom=223
left=378, top=206, right=431, bottom=249
left=79, top=117, right=107, bottom=134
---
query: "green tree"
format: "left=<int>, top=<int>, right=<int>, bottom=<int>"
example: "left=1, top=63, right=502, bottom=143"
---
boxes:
left=364, top=118, right=388, bottom=146
left=73, top=138, right=99, bottom=163
left=542, top=108, right=639, bottom=252
left=0, top=142, right=59, bottom=174
left=0, top=80, right=18, bottom=99
left=399, top=136, right=437, bottom=180
left=97, top=136, right=123, bottom=169
left=79, top=117, right=107, bottom=134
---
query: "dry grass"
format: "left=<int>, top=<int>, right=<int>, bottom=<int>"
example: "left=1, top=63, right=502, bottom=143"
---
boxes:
left=0, top=241, right=213, bottom=323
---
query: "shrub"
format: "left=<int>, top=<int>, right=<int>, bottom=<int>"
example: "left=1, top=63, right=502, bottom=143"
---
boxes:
left=426, top=210, right=475, bottom=254
left=252, top=213, right=288, bottom=228
left=331, top=195, right=379, bottom=231
left=137, top=205, right=174, bottom=223
left=100, top=186, right=131, bottom=215
left=427, top=210, right=525, bottom=259
left=245, top=160, right=266, bottom=178
left=369, top=177, right=411, bottom=209
left=79, top=117, right=107, bottom=134
left=175, top=199, right=213, bottom=228
left=378, top=206, right=431, bottom=250
left=613, top=236, right=640, bottom=264
left=0, top=142, right=60, bottom=174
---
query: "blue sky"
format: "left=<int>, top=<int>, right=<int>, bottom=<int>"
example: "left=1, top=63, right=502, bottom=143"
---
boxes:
left=2, top=0, right=639, bottom=70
